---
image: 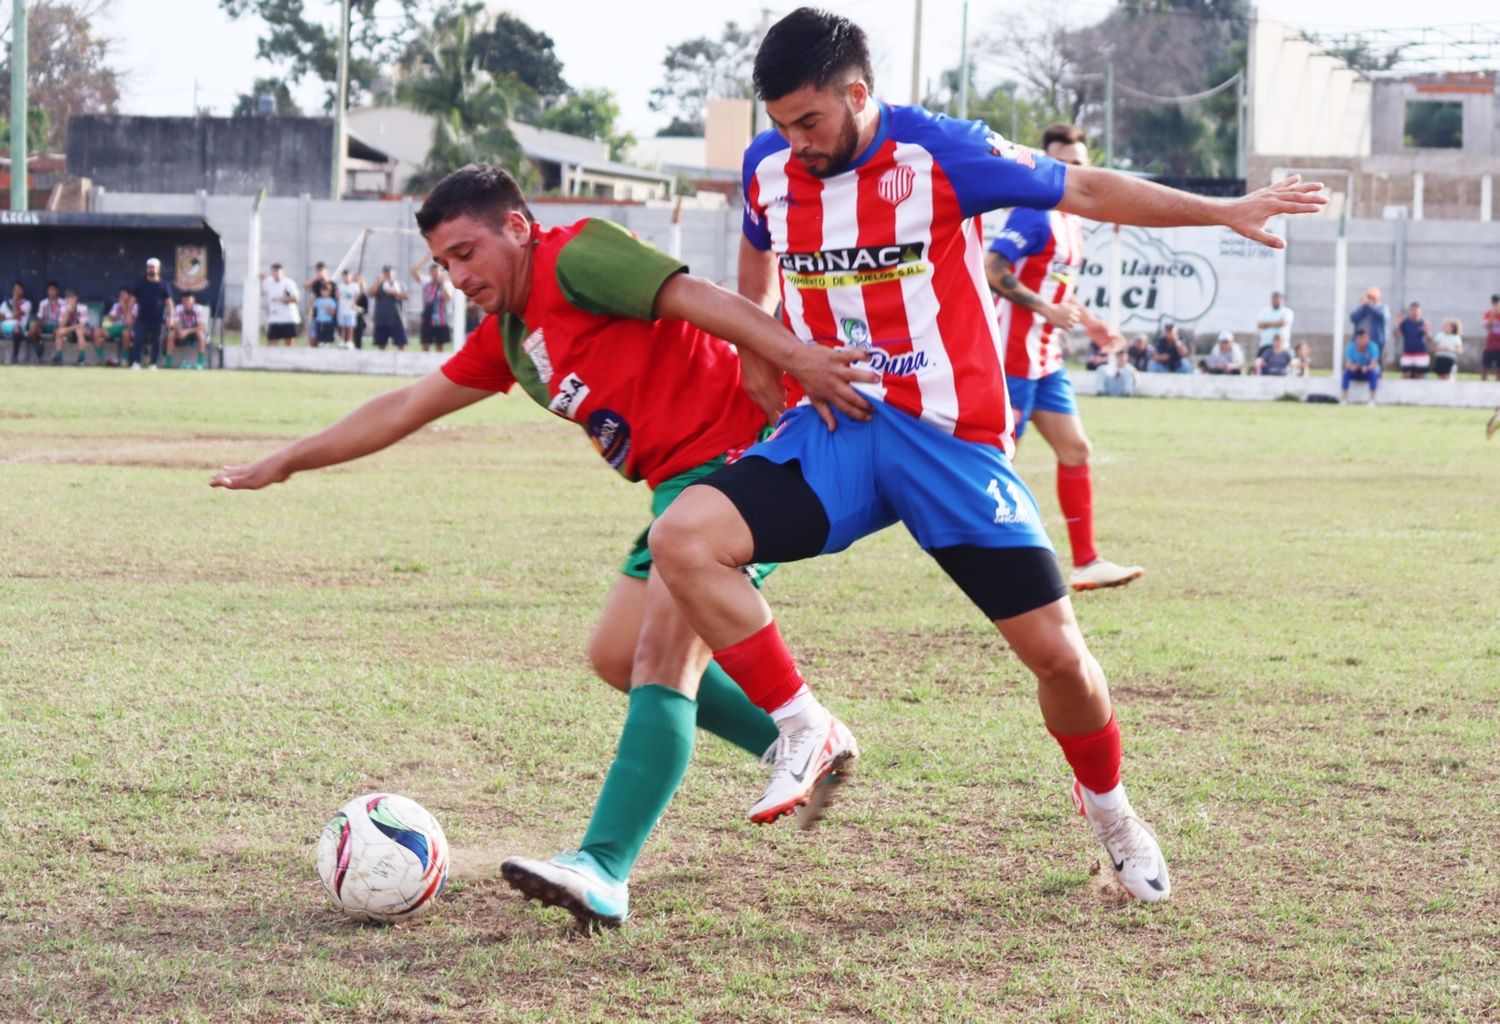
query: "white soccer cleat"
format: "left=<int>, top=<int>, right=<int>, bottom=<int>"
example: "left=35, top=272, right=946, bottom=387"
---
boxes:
left=750, top=714, right=858, bottom=825
left=1069, top=557, right=1144, bottom=591
left=501, top=849, right=629, bottom=930
left=1072, top=780, right=1171, bottom=902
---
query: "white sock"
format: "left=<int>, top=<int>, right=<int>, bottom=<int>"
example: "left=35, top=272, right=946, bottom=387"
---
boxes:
left=769, top=686, right=825, bottom=728
left=1084, top=781, right=1125, bottom=811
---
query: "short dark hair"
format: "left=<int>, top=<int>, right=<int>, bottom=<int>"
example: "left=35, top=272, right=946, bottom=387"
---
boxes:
left=415, top=164, right=533, bottom=234
left=753, top=8, right=873, bottom=102
left=1355, top=327, right=1369, bottom=336
left=1042, top=122, right=1086, bottom=148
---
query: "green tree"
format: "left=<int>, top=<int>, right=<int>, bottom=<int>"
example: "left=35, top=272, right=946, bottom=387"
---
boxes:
left=649, top=21, right=757, bottom=135
left=538, top=88, right=635, bottom=161
left=0, top=0, right=120, bottom=150
left=471, top=12, right=568, bottom=98
left=231, top=77, right=304, bottom=117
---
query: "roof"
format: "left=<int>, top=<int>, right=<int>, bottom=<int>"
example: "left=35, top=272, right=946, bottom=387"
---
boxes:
left=510, top=121, right=675, bottom=185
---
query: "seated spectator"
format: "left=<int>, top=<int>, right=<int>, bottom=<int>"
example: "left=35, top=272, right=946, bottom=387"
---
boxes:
left=1126, top=333, right=1153, bottom=372
left=1095, top=347, right=1137, bottom=397
left=53, top=289, right=94, bottom=365
left=100, top=287, right=136, bottom=366
left=1291, top=341, right=1312, bottom=377
left=2, top=280, right=33, bottom=364
left=1148, top=322, right=1193, bottom=373
left=1256, top=333, right=1293, bottom=375
left=168, top=294, right=209, bottom=369
left=31, top=281, right=64, bottom=364
left=1396, top=301, right=1432, bottom=379
left=1084, top=335, right=1111, bottom=370
left=1431, top=318, right=1462, bottom=380
left=1343, top=328, right=1381, bottom=404
left=1200, top=331, right=1244, bottom=374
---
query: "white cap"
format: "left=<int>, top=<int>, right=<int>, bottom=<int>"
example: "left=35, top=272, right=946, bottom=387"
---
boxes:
left=146, top=257, right=161, bottom=268
left=1217, top=330, right=1234, bottom=343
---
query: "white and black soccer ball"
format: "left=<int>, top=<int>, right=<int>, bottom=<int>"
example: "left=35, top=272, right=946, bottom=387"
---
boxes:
left=316, top=793, right=449, bottom=923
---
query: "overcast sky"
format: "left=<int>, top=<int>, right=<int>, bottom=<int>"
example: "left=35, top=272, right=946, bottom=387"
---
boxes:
left=89, top=0, right=1500, bottom=139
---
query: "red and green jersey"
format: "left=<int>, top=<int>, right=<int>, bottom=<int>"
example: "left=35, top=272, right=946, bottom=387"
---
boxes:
left=441, top=218, right=768, bottom=488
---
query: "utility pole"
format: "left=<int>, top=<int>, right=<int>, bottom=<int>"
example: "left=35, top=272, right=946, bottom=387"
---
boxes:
left=957, top=0, right=969, bottom=118
left=1104, top=63, right=1115, bottom=170
left=910, top=0, right=923, bottom=105
left=331, top=0, right=351, bottom=200
left=1235, top=71, right=1246, bottom=180
left=753, top=6, right=773, bottom=137
left=10, top=0, right=28, bottom=211
left=1008, top=82, right=1018, bottom=142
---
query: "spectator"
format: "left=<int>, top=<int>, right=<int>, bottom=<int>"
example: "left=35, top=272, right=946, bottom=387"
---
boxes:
left=370, top=265, right=408, bottom=350
left=1256, top=290, right=1294, bottom=356
left=311, top=287, right=337, bottom=346
left=54, top=289, right=94, bottom=365
left=303, top=262, right=332, bottom=343
left=33, top=281, right=64, bottom=365
left=1482, top=294, right=1500, bottom=382
left=100, top=287, right=135, bottom=365
left=1255, top=333, right=1293, bottom=375
left=2, top=280, right=33, bottom=364
left=1095, top=347, right=1136, bottom=397
left=336, top=269, right=361, bottom=349
left=353, top=284, right=370, bottom=349
left=168, top=294, right=209, bottom=369
left=1201, top=330, right=1244, bottom=374
left=1430, top=318, right=1463, bottom=380
left=1349, top=286, right=1391, bottom=363
left=1395, top=301, right=1432, bottom=379
left=1148, top=322, right=1192, bottom=373
left=1084, top=335, right=1111, bottom=370
left=413, top=261, right=454, bottom=353
left=262, top=263, right=301, bottom=347
left=1126, top=333, right=1153, bottom=372
left=131, top=257, right=176, bottom=371
left=1342, top=327, right=1381, bottom=404
left=1292, top=341, right=1312, bottom=377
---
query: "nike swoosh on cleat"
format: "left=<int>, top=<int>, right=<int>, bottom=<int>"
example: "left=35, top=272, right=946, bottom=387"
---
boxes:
left=1113, top=858, right=1125, bottom=873
left=786, top=743, right=819, bottom=784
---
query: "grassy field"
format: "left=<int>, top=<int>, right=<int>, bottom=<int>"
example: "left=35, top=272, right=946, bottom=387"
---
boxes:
left=1, top=367, right=1496, bottom=1023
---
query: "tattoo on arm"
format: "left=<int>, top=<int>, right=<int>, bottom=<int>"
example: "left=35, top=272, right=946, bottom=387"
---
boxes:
left=984, top=253, right=1047, bottom=312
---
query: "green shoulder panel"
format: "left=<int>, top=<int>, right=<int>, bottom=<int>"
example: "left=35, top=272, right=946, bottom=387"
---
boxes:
left=554, top=218, right=687, bottom=321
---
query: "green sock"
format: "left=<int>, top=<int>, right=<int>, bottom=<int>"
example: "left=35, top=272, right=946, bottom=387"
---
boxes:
left=695, top=660, right=779, bottom=757
left=579, top=684, right=696, bottom=883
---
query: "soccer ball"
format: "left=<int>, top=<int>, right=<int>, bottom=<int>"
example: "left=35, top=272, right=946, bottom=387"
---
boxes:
left=316, top=793, right=449, bottom=923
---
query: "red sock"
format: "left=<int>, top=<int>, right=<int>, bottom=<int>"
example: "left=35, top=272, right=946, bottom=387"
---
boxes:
left=713, top=621, right=806, bottom=714
left=1056, top=462, right=1097, bottom=568
left=1048, top=713, right=1122, bottom=794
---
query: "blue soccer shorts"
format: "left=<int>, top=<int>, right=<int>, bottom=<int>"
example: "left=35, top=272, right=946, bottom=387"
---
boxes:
left=1005, top=369, right=1079, bottom=439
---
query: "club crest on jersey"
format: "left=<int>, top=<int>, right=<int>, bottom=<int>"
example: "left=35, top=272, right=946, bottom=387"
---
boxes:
left=877, top=165, right=915, bottom=206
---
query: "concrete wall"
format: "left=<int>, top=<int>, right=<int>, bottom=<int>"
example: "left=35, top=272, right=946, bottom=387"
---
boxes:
left=69, top=116, right=335, bottom=199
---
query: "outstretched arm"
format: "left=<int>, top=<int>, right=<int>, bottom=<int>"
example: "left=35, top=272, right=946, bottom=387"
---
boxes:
left=1059, top=168, right=1326, bottom=249
left=211, top=371, right=492, bottom=489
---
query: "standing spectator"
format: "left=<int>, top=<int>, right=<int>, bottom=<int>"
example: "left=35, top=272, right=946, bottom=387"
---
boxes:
left=1148, top=322, right=1192, bottom=373
left=1256, top=291, right=1294, bottom=356
left=370, top=265, right=408, bottom=350
left=1342, top=328, right=1381, bottom=404
left=33, top=281, right=64, bottom=364
left=1255, top=333, right=1294, bottom=375
left=101, top=287, right=135, bottom=365
left=303, top=262, right=332, bottom=344
left=336, top=269, right=361, bottom=349
left=1095, top=347, right=1136, bottom=397
left=2, top=281, right=33, bottom=364
left=311, top=287, right=337, bottom=346
left=1482, top=294, right=1500, bottom=382
left=168, top=293, right=209, bottom=369
left=353, top=283, right=370, bottom=349
left=1126, top=333, right=1153, bottom=372
left=261, top=263, right=301, bottom=347
left=54, top=289, right=94, bottom=365
left=1201, top=330, right=1244, bottom=374
left=1395, top=301, right=1432, bottom=379
left=1430, top=318, right=1463, bottom=380
left=413, top=261, right=454, bottom=352
left=1292, top=341, right=1312, bottom=377
left=1349, top=286, right=1392, bottom=363
left=131, top=257, right=176, bottom=371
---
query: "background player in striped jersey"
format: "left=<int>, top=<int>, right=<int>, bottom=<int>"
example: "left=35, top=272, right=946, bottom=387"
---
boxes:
left=649, top=7, right=1325, bottom=904
left=985, top=122, right=1142, bottom=592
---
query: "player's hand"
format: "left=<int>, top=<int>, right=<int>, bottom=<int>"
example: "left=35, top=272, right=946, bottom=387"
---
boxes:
left=739, top=350, right=788, bottom=426
left=211, top=457, right=289, bottom=490
left=1225, top=175, right=1327, bottom=249
left=788, top=344, right=880, bottom=430
left=1043, top=301, right=1084, bottom=331
left=1084, top=318, right=1123, bottom=349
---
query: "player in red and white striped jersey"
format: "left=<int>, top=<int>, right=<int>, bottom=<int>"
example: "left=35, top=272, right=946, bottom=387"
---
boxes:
left=986, top=123, right=1143, bottom=592
left=649, top=8, right=1325, bottom=902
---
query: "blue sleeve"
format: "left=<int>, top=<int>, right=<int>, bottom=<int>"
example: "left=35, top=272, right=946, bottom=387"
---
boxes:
left=897, top=108, right=1067, bottom=219
left=740, top=130, right=786, bottom=252
left=987, top=207, right=1052, bottom=264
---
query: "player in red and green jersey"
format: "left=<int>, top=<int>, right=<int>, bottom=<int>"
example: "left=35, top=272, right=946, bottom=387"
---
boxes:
left=211, top=164, right=876, bottom=930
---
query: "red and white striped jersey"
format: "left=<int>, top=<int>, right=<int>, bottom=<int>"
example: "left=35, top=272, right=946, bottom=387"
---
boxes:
left=743, top=102, right=1067, bottom=451
left=988, top=206, right=1086, bottom=380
